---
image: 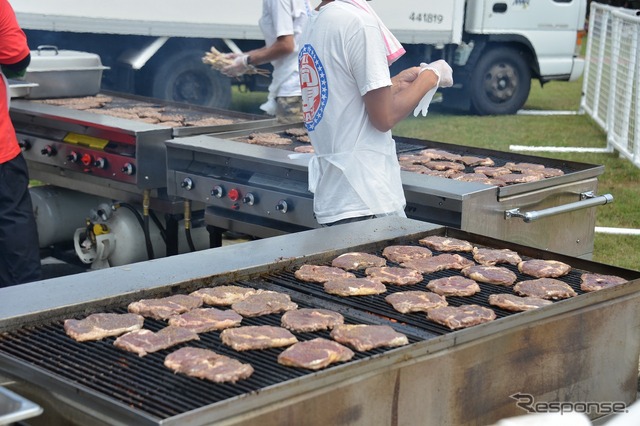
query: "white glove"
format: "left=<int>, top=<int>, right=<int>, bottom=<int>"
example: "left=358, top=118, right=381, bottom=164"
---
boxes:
left=221, top=53, right=251, bottom=77
left=413, top=60, right=454, bottom=117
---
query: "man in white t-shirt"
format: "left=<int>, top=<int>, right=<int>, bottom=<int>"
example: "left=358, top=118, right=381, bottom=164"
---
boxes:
left=299, top=0, right=454, bottom=226
left=222, top=0, right=312, bottom=124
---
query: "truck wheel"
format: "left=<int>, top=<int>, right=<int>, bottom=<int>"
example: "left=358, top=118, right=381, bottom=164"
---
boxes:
left=150, top=49, right=232, bottom=108
left=469, top=47, right=531, bottom=115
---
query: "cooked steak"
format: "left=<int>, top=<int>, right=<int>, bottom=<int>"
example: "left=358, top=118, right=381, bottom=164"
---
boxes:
left=418, top=236, right=473, bottom=252
left=540, top=167, right=564, bottom=177
left=220, top=325, right=298, bottom=351
left=427, top=305, right=496, bottom=330
left=381, top=245, right=432, bottom=263
left=517, top=259, right=571, bottom=278
left=365, top=266, right=423, bottom=285
left=231, top=291, right=298, bottom=317
left=513, top=278, right=577, bottom=300
left=190, top=286, right=259, bottom=306
left=324, top=277, right=387, bottom=296
left=488, top=293, right=553, bottom=312
left=400, top=163, right=431, bottom=173
left=426, top=276, right=481, bottom=297
left=456, top=155, right=495, bottom=167
left=461, top=265, right=517, bottom=286
left=113, top=326, right=200, bottom=357
left=495, top=173, right=544, bottom=184
left=401, top=254, right=475, bottom=274
left=504, top=162, right=545, bottom=172
left=277, top=338, right=354, bottom=370
left=284, top=127, right=308, bottom=137
left=473, top=166, right=512, bottom=177
left=294, top=145, right=314, bottom=153
left=128, top=295, right=203, bottom=320
left=294, top=265, right=356, bottom=283
left=580, top=273, right=628, bottom=292
left=418, top=148, right=461, bottom=161
left=330, top=325, right=409, bottom=351
left=281, top=308, right=344, bottom=333
left=422, top=160, right=466, bottom=172
left=331, top=252, right=387, bottom=271
left=246, top=132, right=292, bottom=146
left=472, top=247, right=522, bottom=266
left=64, top=313, right=144, bottom=342
left=167, top=308, right=243, bottom=333
left=164, top=347, right=254, bottom=383
left=385, top=291, right=448, bottom=314
left=453, top=173, right=506, bottom=186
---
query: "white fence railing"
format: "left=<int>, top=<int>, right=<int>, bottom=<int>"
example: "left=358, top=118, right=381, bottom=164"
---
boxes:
left=581, top=3, right=640, bottom=167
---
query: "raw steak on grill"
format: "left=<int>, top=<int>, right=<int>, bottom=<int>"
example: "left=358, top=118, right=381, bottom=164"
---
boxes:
left=426, top=305, right=496, bottom=330
left=64, top=313, right=145, bottom=342
left=323, top=277, right=387, bottom=296
left=113, top=326, right=200, bottom=357
left=513, top=278, right=577, bottom=300
left=277, top=338, right=355, bottom=370
left=580, top=273, right=628, bottom=292
left=190, top=285, right=259, bottom=306
left=330, top=325, right=409, bottom=351
left=461, top=265, right=517, bottom=286
left=472, top=247, right=522, bottom=266
left=365, top=266, right=423, bottom=285
left=281, top=308, right=344, bottom=333
left=220, top=325, right=298, bottom=351
left=518, top=259, right=571, bottom=278
left=385, top=291, right=448, bottom=314
left=294, top=265, right=356, bottom=283
left=488, top=293, right=553, bottom=312
left=418, top=236, right=473, bottom=252
left=231, top=291, right=298, bottom=317
left=167, top=308, right=243, bottom=333
left=426, top=276, right=481, bottom=297
left=164, top=347, right=254, bottom=383
left=381, top=245, right=433, bottom=263
left=401, top=254, right=475, bottom=274
left=331, top=252, right=387, bottom=271
left=128, top=294, right=203, bottom=320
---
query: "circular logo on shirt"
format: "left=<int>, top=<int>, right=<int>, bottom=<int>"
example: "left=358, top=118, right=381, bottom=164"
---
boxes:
left=298, top=44, right=327, bottom=132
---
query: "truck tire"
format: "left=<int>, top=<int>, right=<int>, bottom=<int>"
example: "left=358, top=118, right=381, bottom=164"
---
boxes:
left=149, top=48, right=232, bottom=108
left=469, top=47, right=531, bottom=115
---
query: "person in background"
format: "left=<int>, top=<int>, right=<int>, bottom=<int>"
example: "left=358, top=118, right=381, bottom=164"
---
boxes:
left=221, top=0, right=313, bottom=124
left=0, top=0, right=41, bottom=287
left=298, top=0, right=454, bottom=226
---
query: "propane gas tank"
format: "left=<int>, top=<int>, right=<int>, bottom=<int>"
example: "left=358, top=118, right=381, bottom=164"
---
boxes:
left=30, top=185, right=111, bottom=248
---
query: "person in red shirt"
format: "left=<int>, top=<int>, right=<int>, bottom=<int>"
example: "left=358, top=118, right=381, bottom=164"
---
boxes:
left=0, top=0, right=41, bottom=286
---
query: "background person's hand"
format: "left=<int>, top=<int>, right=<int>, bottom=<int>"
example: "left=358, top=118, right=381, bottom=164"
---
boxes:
left=421, top=59, right=453, bottom=88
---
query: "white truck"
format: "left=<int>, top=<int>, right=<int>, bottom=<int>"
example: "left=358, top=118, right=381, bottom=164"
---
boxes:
left=10, top=0, right=587, bottom=115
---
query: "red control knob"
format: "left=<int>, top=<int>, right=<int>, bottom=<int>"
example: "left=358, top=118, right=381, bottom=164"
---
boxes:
left=228, top=188, right=241, bottom=202
left=81, top=153, right=94, bottom=166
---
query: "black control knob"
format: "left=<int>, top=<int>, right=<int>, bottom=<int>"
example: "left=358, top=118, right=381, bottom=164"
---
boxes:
left=121, top=163, right=136, bottom=176
left=93, top=157, right=107, bottom=169
left=66, top=151, right=79, bottom=163
left=211, top=185, right=224, bottom=198
left=181, top=177, right=194, bottom=191
left=242, top=193, right=255, bottom=205
left=275, top=200, right=288, bottom=213
left=18, top=138, right=32, bottom=151
left=40, top=145, right=56, bottom=156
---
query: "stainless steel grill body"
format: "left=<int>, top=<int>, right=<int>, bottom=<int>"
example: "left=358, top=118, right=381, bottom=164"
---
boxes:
left=0, top=218, right=638, bottom=426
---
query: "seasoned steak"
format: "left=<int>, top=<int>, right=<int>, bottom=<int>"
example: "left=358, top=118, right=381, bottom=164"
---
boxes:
left=167, top=308, right=243, bottom=333
left=427, top=305, right=496, bottom=330
left=461, top=265, right=517, bottom=286
left=281, top=308, right=344, bottom=333
left=246, top=132, right=292, bottom=146
left=504, top=162, right=545, bottom=173
left=456, top=155, right=495, bottom=167
left=277, top=338, right=354, bottom=370
left=331, top=252, right=387, bottom=271
left=580, top=273, right=628, bottom=292
left=473, top=166, right=511, bottom=177
left=220, top=325, right=298, bottom=351
left=294, top=265, right=356, bottom=283
left=518, top=259, right=571, bottom=278
left=365, top=266, right=423, bottom=285
left=419, top=148, right=461, bottom=161
left=513, top=278, right=577, bottom=300
left=64, top=313, right=144, bottom=342
left=418, top=236, right=473, bottom=252
left=113, top=326, right=200, bottom=357
left=323, top=277, right=387, bottom=296
left=330, top=325, right=409, bottom=352
left=381, top=245, right=432, bottom=263
left=426, top=276, right=481, bottom=297
left=128, top=294, right=203, bottom=320
left=231, top=291, right=298, bottom=317
left=190, top=285, right=259, bottom=306
left=488, top=293, right=553, bottom=312
left=472, top=247, right=522, bottom=266
left=164, top=347, right=254, bottom=383
left=495, top=173, right=544, bottom=184
left=385, top=291, right=448, bottom=314
left=422, top=160, right=466, bottom=172
left=401, top=254, right=475, bottom=274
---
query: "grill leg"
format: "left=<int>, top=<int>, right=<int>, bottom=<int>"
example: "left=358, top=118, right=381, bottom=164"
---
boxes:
left=165, top=214, right=180, bottom=256
left=207, top=225, right=224, bottom=248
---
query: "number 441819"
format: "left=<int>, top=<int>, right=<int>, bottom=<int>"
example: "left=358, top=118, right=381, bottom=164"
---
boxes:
left=409, top=13, right=444, bottom=24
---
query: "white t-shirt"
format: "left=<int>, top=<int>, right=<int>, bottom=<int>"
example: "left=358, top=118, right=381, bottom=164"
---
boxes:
left=299, top=2, right=406, bottom=224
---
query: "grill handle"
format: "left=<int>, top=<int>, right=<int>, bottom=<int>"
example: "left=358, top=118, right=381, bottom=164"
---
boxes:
left=504, top=192, right=614, bottom=223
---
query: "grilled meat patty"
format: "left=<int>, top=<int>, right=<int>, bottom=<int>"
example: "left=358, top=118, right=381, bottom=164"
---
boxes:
left=277, top=338, right=354, bottom=370
left=518, top=259, right=572, bottom=278
left=488, top=293, right=553, bottom=312
left=365, top=266, right=423, bottom=285
left=64, top=313, right=145, bottom=342
left=281, top=308, right=344, bottom=333
left=426, top=276, right=481, bottom=297
left=190, top=285, right=259, bottom=306
left=385, top=291, right=448, bottom=314
left=330, top=324, right=409, bottom=352
left=461, top=265, right=517, bottom=286
left=580, top=273, right=628, bottom=292
left=220, top=326, right=298, bottom=351
left=113, top=326, right=200, bottom=357
left=401, top=254, right=475, bottom=274
left=164, top=347, right=254, bottom=383
left=472, top=247, right=522, bottom=266
left=331, top=252, right=387, bottom=271
left=513, top=278, right=577, bottom=300
left=427, top=305, right=496, bottom=330
left=418, top=236, right=474, bottom=252
left=381, top=245, right=433, bottom=264
left=128, top=294, right=203, bottom=320
left=323, top=277, right=387, bottom=297
left=167, top=308, right=243, bottom=333
left=294, top=265, right=356, bottom=283
left=231, top=291, right=298, bottom=317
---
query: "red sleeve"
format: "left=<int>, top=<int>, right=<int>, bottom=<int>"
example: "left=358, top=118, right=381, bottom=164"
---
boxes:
left=0, top=0, right=30, bottom=65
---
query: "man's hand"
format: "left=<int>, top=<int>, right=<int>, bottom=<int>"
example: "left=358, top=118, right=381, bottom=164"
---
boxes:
left=421, top=60, right=453, bottom=88
left=221, top=53, right=251, bottom=77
